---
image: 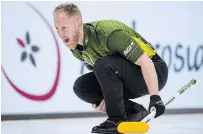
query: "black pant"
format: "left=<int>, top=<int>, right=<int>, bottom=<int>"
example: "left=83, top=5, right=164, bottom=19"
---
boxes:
left=73, top=54, right=168, bottom=117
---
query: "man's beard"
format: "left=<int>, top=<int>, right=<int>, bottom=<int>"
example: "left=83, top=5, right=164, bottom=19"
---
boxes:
left=67, top=29, right=80, bottom=49
left=72, top=30, right=80, bottom=46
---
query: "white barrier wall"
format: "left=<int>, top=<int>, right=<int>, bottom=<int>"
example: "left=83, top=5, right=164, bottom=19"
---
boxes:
left=1, top=1, right=203, bottom=114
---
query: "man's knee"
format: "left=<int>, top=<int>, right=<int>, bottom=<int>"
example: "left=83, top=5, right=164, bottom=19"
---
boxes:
left=73, top=76, right=102, bottom=104
left=73, top=76, right=84, bottom=97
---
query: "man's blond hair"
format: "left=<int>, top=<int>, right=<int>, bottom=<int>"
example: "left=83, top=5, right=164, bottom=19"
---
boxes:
left=54, top=3, right=81, bottom=16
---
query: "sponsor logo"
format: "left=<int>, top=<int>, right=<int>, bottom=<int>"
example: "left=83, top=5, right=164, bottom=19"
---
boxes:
left=17, top=31, right=40, bottom=67
left=124, top=42, right=135, bottom=56
left=1, top=3, right=61, bottom=101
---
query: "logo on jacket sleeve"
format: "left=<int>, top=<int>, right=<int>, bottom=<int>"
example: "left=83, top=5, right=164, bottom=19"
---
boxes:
left=124, top=42, right=136, bottom=56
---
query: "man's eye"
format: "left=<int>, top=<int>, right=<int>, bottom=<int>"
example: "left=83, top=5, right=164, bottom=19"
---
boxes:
left=62, top=27, right=67, bottom=30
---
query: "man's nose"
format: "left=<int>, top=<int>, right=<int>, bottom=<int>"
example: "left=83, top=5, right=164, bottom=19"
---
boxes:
left=58, top=30, right=65, bottom=38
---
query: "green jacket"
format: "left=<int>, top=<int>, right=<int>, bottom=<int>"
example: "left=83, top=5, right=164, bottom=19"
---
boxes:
left=70, top=20, right=157, bottom=69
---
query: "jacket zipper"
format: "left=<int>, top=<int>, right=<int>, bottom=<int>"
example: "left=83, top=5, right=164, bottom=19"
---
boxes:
left=82, top=51, right=95, bottom=65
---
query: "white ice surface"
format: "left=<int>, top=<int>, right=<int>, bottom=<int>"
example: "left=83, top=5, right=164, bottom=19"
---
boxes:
left=2, top=114, right=203, bottom=134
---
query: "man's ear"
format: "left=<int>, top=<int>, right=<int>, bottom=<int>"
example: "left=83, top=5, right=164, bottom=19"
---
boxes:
left=77, top=17, right=83, bottom=27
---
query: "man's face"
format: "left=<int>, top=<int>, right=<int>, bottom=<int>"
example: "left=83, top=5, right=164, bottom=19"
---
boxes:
left=54, top=11, right=80, bottom=49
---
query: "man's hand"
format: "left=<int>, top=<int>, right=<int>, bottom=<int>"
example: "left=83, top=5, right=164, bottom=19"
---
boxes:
left=148, top=95, right=165, bottom=118
left=92, top=100, right=106, bottom=113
